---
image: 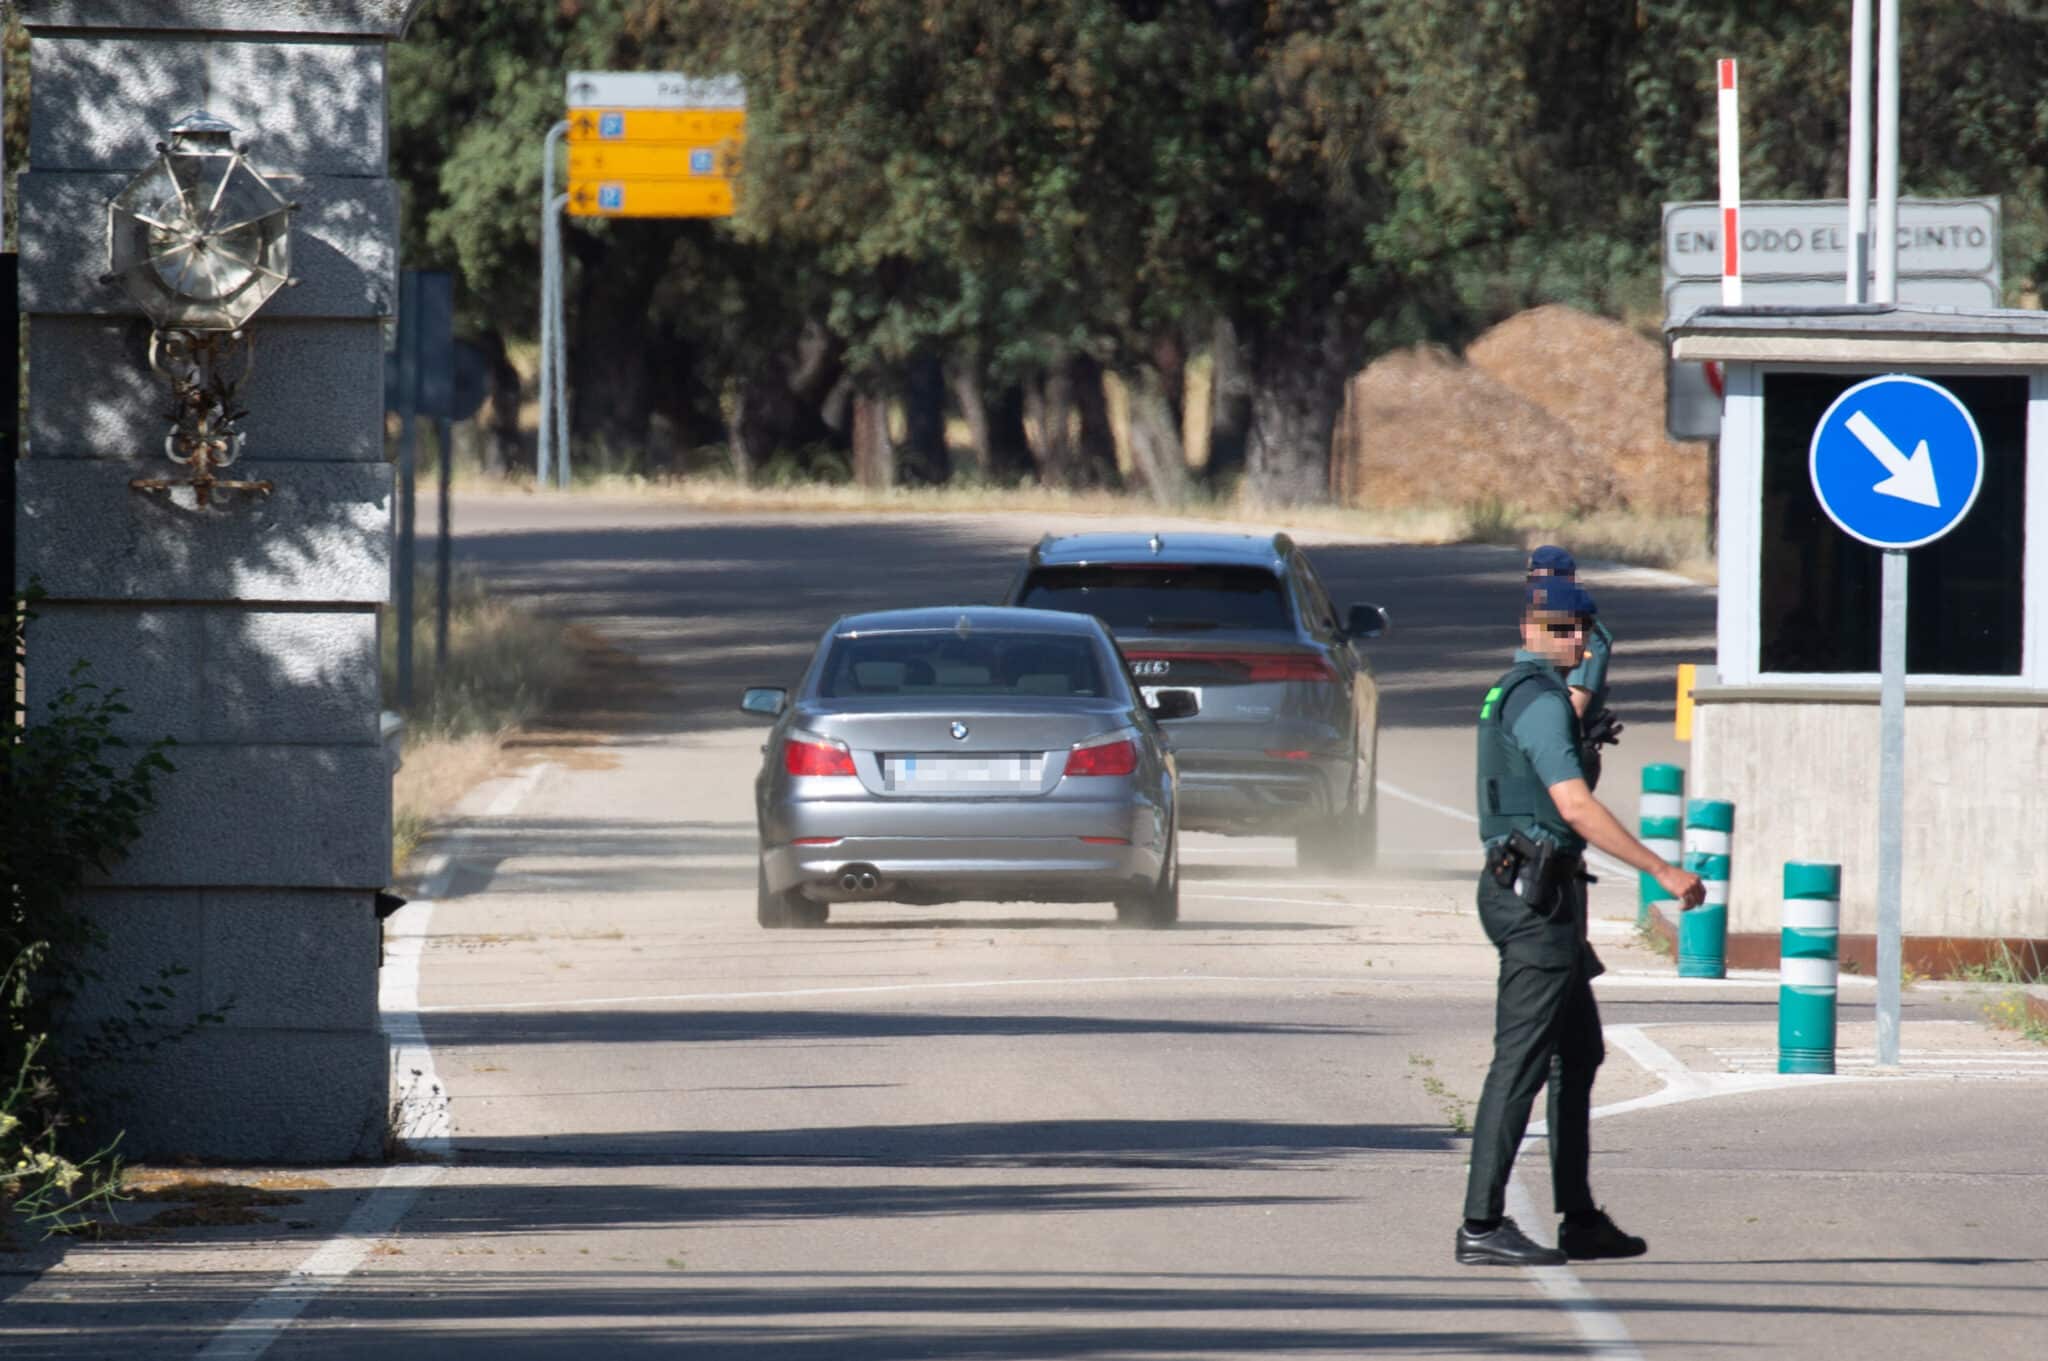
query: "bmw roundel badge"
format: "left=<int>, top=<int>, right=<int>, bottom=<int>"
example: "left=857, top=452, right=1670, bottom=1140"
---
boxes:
left=950, top=722, right=970, bottom=741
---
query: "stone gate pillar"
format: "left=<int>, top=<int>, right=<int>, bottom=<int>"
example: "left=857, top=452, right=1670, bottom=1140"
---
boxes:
left=15, top=1, right=421, bottom=1160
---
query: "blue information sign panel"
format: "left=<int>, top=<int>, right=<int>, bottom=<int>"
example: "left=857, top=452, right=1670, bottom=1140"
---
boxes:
left=1808, top=374, right=1985, bottom=549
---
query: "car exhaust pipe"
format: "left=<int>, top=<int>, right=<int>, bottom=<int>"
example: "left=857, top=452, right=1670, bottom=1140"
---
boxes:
left=835, top=864, right=883, bottom=896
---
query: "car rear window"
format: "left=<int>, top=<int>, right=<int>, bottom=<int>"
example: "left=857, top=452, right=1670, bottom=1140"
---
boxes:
left=818, top=631, right=1109, bottom=700
left=1017, top=565, right=1292, bottom=632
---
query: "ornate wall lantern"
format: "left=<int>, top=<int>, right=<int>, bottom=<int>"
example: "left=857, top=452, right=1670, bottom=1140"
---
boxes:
left=104, top=112, right=297, bottom=505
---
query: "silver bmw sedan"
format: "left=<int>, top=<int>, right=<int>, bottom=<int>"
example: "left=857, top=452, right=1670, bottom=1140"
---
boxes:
left=741, top=606, right=1196, bottom=930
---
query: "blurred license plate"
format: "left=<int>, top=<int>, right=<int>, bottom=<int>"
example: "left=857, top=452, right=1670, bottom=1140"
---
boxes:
left=1141, top=685, right=1202, bottom=709
left=884, top=754, right=1043, bottom=788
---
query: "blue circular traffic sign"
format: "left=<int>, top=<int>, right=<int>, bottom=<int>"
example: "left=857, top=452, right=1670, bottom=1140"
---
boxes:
left=1808, top=375, right=1984, bottom=549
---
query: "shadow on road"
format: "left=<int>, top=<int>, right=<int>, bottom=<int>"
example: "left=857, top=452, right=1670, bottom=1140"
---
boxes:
left=423, top=1008, right=1375, bottom=1049
left=447, top=1116, right=1454, bottom=1170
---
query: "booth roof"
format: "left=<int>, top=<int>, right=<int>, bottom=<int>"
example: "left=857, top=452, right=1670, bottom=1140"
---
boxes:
left=1668, top=303, right=2048, bottom=365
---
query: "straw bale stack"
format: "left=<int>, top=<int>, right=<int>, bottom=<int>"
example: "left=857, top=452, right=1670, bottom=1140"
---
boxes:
left=1466, top=305, right=1710, bottom=515
left=1339, top=344, right=1616, bottom=512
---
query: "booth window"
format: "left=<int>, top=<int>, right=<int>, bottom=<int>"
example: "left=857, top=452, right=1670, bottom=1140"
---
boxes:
left=1759, top=372, right=2025, bottom=676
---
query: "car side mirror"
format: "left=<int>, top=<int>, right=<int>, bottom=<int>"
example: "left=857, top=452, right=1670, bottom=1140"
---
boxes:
left=740, top=687, right=787, bottom=718
left=1346, top=603, right=1389, bottom=640
left=1147, top=688, right=1201, bottom=721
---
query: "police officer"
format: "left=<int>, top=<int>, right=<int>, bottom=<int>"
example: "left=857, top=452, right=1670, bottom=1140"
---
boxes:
left=1456, top=577, right=1706, bottom=1267
left=1527, top=545, right=1621, bottom=789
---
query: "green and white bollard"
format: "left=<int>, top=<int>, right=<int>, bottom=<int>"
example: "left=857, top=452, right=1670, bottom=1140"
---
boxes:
left=1779, top=862, right=1841, bottom=1074
left=1638, top=764, right=1685, bottom=929
left=1679, top=798, right=1732, bottom=978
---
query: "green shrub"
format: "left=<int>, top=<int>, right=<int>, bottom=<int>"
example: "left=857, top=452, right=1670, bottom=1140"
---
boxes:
left=4, top=588, right=176, bottom=1237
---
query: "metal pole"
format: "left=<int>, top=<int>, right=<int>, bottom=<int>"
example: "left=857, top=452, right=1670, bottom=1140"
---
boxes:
left=537, top=192, right=553, bottom=487
left=1847, top=0, right=1872, bottom=303
left=1716, top=59, right=1742, bottom=306
left=395, top=269, right=419, bottom=710
left=1873, top=0, right=1900, bottom=303
left=551, top=191, right=571, bottom=489
left=435, top=413, right=453, bottom=677
left=1876, top=548, right=1906, bottom=1066
left=538, top=120, right=566, bottom=489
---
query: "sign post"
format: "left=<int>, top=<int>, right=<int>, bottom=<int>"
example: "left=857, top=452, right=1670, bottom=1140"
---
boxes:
left=538, top=73, right=745, bottom=492
left=1808, top=374, right=1986, bottom=1065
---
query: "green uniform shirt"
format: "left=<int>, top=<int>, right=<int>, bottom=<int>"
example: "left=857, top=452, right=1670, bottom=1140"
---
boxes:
left=1565, top=619, right=1612, bottom=713
left=1507, top=648, right=1587, bottom=793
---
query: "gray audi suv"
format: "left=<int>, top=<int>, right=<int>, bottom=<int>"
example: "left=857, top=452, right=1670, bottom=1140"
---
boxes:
left=742, top=606, right=1198, bottom=929
left=1004, top=533, right=1386, bottom=868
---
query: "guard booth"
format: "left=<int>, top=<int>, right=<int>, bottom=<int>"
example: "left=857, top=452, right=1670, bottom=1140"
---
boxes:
left=1667, top=304, right=2048, bottom=972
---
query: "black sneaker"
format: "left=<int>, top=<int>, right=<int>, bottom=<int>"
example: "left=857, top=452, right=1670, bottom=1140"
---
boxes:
left=1559, top=1208, right=1648, bottom=1260
left=1455, top=1216, right=1568, bottom=1267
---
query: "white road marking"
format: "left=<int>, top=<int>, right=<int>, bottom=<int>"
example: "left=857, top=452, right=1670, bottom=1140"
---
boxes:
left=1493, top=1018, right=1874, bottom=1360
left=1710, top=1048, right=2048, bottom=1080
left=197, top=763, right=553, bottom=1361
left=1505, top=1178, right=1643, bottom=1361
left=1380, top=779, right=1635, bottom=881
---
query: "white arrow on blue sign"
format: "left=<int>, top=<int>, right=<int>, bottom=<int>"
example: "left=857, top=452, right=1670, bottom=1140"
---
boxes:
left=1808, top=374, right=1985, bottom=549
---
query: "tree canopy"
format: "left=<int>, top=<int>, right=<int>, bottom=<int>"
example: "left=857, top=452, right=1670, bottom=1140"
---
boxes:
left=385, top=1, right=2048, bottom=501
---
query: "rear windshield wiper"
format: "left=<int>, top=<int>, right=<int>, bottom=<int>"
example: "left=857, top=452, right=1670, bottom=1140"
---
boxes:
left=1143, top=616, right=1224, bottom=631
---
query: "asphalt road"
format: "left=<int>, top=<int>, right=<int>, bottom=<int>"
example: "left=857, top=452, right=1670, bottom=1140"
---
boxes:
left=5, top=494, right=2044, bottom=1360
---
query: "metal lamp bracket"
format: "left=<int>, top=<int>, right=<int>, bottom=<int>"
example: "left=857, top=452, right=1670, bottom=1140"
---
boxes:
left=128, top=328, right=273, bottom=508
left=104, top=112, right=298, bottom=509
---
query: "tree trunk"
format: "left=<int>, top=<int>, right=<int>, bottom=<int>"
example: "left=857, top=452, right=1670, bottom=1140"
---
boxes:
left=900, top=351, right=949, bottom=485
left=1069, top=354, right=1121, bottom=490
left=1152, top=333, right=1187, bottom=445
left=643, top=329, right=699, bottom=476
left=477, top=327, right=518, bottom=478
left=1205, top=316, right=1253, bottom=487
left=729, top=367, right=782, bottom=485
left=1024, top=364, right=1074, bottom=486
left=1242, top=324, right=1348, bottom=507
left=1123, top=363, right=1189, bottom=503
left=987, top=381, right=1034, bottom=483
left=946, top=358, right=993, bottom=483
left=567, top=232, right=659, bottom=472
left=851, top=391, right=895, bottom=490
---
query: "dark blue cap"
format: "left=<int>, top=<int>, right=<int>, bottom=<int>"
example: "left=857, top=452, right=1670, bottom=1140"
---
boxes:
left=1526, top=544, right=1577, bottom=576
left=1524, top=577, right=1597, bottom=618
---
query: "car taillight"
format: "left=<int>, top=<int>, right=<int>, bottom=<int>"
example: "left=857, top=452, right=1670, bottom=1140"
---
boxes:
left=784, top=735, right=856, bottom=777
left=1066, top=734, right=1138, bottom=777
left=1242, top=654, right=1337, bottom=683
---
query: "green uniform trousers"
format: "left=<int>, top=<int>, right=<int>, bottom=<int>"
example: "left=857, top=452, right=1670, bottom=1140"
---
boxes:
left=1462, top=871, right=1606, bottom=1223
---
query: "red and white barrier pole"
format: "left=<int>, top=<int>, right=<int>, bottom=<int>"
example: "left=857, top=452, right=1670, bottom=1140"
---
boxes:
left=1718, top=58, right=1742, bottom=306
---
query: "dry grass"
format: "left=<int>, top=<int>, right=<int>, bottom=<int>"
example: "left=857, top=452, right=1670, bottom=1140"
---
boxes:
left=392, top=732, right=506, bottom=870
left=129, top=1180, right=302, bottom=1228
left=1459, top=505, right=1716, bottom=582
left=384, top=569, right=580, bottom=873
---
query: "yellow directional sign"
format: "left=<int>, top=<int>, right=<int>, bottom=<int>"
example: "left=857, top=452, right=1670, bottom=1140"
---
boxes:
left=568, top=143, right=740, bottom=181
left=566, top=178, right=735, bottom=219
left=566, top=108, right=747, bottom=143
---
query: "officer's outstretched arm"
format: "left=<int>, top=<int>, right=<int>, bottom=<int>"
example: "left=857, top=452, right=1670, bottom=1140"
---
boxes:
left=1548, top=778, right=1707, bottom=910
